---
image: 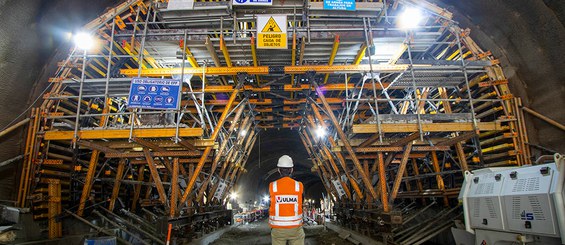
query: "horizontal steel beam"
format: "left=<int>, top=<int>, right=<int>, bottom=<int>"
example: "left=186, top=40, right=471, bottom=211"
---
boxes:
left=120, top=64, right=409, bottom=76
left=356, top=145, right=451, bottom=153
left=352, top=122, right=502, bottom=134
left=105, top=150, right=202, bottom=158
left=44, top=128, right=203, bottom=140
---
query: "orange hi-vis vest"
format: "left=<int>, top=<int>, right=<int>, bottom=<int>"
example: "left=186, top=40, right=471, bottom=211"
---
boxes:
left=269, top=177, right=303, bottom=228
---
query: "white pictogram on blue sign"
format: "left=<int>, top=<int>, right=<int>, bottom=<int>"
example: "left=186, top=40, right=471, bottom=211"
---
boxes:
left=154, top=96, right=164, bottom=103
left=166, top=97, right=175, bottom=104
left=128, top=78, right=181, bottom=110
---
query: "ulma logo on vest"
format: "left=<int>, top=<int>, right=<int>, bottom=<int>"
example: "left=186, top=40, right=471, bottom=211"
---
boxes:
left=276, top=195, right=298, bottom=203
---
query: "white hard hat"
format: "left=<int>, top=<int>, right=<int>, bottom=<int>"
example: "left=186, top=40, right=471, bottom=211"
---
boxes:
left=277, top=155, right=294, bottom=168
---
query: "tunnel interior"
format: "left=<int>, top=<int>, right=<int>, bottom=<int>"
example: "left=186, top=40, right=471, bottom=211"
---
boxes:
left=0, top=0, right=563, bottom=244
left=238, top=129, right=324, bottom=204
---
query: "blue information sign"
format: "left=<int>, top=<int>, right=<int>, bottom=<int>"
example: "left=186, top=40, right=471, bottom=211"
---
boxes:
left=323, top=0, right=355, bottom=11
left=127, top=78, right=181, bottom=110
left=232, top=0, right=272, bottom=6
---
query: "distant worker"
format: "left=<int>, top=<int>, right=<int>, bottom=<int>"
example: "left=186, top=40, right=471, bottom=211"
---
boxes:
left=269, top=155, right=305, bottom=245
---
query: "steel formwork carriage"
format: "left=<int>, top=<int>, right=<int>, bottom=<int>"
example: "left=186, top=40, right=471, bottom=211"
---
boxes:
left=16, top=0, right=531, bottom=243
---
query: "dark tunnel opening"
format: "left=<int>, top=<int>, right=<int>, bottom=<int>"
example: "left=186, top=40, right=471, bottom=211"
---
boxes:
left=236, top=129, right=325, bottom=207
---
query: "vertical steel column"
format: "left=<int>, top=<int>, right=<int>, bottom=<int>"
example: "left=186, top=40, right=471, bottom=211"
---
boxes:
left=170, top=158, right=179, bottom=217
left=405, top=31, right=425, bottom=141
left=102, top=20, right=116, bottom=128
left=48, top=179, right=62, bottom=238
left=377, top=153, right=389, bottom=212
left=73, top=49, right=88, bottom=148
left=132, top=165, right=145, bottom=212
left=431, top=151, right=449, bottom=206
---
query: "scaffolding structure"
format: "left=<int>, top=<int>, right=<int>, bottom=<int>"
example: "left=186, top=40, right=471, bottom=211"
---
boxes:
left=15, top=0, right=531, bottom=243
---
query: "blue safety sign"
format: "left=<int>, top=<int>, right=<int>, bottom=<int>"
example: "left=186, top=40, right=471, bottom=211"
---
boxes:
left=233, top=0, right=272, bottom=6
left=127, top=78, right=182, bottom=110
left=323, top=0, right=355, bottom=11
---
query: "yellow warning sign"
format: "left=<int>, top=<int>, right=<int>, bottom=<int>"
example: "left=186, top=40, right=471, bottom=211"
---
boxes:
left=261, top=17, right=282, bottom=32
left=257, top=15, right=287, bottom=49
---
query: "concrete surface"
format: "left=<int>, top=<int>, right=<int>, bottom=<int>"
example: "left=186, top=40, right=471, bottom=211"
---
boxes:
left=210, top=220, right=353, bottom=245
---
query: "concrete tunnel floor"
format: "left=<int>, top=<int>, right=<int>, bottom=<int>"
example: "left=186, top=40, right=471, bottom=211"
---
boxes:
left=210, top=220, right=353, bottom=245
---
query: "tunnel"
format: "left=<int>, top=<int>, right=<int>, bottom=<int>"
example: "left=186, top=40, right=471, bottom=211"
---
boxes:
left=0, top=0, right=564, bottom=244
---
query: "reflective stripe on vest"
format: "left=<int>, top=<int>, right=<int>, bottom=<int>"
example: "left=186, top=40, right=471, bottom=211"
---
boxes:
left=270, top=215, right=301, bottom=221
left=270, top=179, right=302, bottom=227
left=269, top=219, right=302, bottom=227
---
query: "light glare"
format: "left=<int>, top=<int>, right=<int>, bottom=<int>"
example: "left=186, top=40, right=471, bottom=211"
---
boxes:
left=74, top=32, right=94, bottom=50
left=398, top=8, right=423, bottom=29
left=315, top=126, right=326, bottom=138
left=230, top=192, right=238, bottom=200
left=240, top=130, right=247, bottom=137
left=263, top=195, right=269, bottom=202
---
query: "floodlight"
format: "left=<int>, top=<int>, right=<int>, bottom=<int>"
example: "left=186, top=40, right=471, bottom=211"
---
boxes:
left=263, top=195, right=269, bottom=202
left=316, top=126, right=327, bottom=138
left=398, top=8, right=423, bottom=29
left=230, top=192, right=238, bottom=200
left=73, top=32, right=94, bottom=50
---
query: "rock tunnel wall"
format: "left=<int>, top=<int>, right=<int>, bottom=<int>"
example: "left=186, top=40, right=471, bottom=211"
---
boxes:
left=0, top=0, right=118, bottom=201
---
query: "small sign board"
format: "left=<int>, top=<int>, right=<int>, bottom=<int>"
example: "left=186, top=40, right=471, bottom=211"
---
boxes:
left=331, top=179, right=346, bottom=198
left=167, top=0, right=194, bottom=10
left=127, top=78, right=182, bottom=110
left=257, top=15, right=287, bottom=49
left=213, top=180, right=227, bottom=200
left=233, top=0, right=272, bottom=6
left=323, top=0, right=355, bottom=11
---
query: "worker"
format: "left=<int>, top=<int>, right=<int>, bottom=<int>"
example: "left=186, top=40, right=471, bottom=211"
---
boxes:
left=269, top=155, right=305, bottom=245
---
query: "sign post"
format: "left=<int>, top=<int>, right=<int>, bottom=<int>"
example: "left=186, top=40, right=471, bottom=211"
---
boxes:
left=257, top=15, right=287, bottom=49
left=127, top=78, right=182, bottom=110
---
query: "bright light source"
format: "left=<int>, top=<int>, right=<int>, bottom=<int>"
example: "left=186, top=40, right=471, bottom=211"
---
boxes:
left=315, top=126, right=326, bottom=138
left=73, top=32, right=95, bottom=50
left=263, top=195, right=269, bottom=202
left=230, top=192, right=238, bottom=200
left=240, top=129, right=247, bottom=137
left=398, top=8, right=424, bottom=29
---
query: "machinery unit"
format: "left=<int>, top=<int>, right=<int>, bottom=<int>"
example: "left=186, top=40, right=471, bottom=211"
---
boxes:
left=456, top=153, right=565, bottom=245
